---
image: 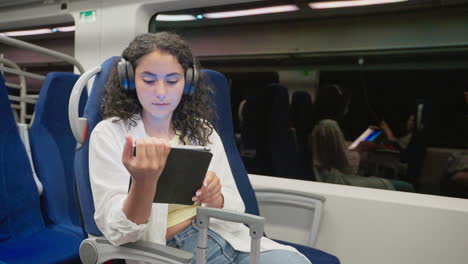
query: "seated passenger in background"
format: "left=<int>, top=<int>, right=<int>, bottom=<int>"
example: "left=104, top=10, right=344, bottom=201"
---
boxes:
left=89, top=32, right=310, bottom=264
left=379, top=114, right=415, bottom=150
left=309, top=119, right=413, bottom=192
left=313, top=83, right=351, bottom=125
left=346, top=114, right=415, bottom=180
left=441, top=150, right=468, bottom=198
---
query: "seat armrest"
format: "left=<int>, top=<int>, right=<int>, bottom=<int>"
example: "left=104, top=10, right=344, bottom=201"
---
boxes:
left=80, top=237, right=193, bottom=264
left=253, top=188, right=326, bottom=247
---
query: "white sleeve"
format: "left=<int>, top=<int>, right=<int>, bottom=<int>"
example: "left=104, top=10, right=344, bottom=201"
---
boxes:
left=206, top=130, right=245, bottom=232
left=89, top=122, right=152, bottom=246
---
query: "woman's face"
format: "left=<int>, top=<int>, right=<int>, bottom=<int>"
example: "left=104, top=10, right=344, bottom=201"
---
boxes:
left=134, top=50, right=185, bottom=120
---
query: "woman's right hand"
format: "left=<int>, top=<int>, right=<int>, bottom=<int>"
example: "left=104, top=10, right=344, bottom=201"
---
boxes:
left=122, top=136, right=171, bottom=184
left=122, top=136, right=170, bottom=224
left=379, top=120, right=396, bottom=141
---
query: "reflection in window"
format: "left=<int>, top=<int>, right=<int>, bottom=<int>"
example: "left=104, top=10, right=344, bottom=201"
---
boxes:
left=149, top=1, right=468, bottom=199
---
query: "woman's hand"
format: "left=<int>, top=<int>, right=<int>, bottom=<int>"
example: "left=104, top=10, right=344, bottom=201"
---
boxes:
left=379, top=120, right=396, bottom=141
left=122, top=136, right=171, bottom=224
left=193, top=171, right=224, bottom=208
left=122, top=136, right=171, bottom=184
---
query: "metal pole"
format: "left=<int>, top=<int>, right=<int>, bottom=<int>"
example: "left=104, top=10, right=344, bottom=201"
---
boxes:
left=0, top=65, right=46, bottom=80
left=0, top=57, right=29, bottom=123
left=250, top=238, right=261, bottom=264
left=8, top=95, right=37, bottom=104
left=195, top=216, right=209, bottom=264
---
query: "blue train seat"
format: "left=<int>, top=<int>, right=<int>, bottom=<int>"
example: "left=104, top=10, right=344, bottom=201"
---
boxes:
left=207, top=70, right=259, bottom=216
left=72, top=56, right=193, bottom=263
left=266, top=83, right=310, bottom=180
left=291, top=91, right=316, bottom=181
left=0, top=73, right=81, bottom=264
left=206, top=70, right=340, bottom=264
left=29, top=72, right=87, bottom=235
left=74, top=56, right=120, bottom=236
left=71, top=58, right=338, bottom=263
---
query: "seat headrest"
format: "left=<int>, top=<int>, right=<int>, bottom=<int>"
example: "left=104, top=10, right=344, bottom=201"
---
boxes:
left=84, top=56, right=120, bottom=136
left=32, top=72, right=81, bottom=126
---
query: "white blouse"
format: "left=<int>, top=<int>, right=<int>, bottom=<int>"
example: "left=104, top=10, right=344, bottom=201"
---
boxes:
left=89, top=115, right=306, bottom=263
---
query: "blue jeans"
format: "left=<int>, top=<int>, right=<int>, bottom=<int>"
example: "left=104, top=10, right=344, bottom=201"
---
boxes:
left=166, top=221, right=310, bottom=264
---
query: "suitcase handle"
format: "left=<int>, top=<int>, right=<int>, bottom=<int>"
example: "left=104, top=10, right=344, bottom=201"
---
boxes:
left=195, top=207, right=265, bottom=264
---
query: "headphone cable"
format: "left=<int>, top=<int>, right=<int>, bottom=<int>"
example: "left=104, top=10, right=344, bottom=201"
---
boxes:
left=358, top=57, right=381, bottom=124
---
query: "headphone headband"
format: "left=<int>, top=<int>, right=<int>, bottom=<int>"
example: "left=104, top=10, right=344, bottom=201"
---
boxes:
left=117, top=56, right=198, bottom=96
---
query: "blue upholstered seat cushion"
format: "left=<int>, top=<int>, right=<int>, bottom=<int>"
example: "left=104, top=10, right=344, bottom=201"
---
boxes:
left=0, top=73, right=44, bottom=242
left=0, top=225, right=82, bottom=264
left=274, top=239, right=340, bottom=264
left=0, top=73, right=82, bottom=263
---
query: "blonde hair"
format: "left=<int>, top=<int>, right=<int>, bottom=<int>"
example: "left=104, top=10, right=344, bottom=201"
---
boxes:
left=310, top=119, right=352, bottom=174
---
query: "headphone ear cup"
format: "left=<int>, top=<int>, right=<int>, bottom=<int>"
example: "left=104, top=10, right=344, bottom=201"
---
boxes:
left=117, top=60, right=129, bottom=92
left=126, top=62, right=135, bottom=91
left=192, top=66, right=199, bottom=95
left=184, top=67, right=194, bottom=95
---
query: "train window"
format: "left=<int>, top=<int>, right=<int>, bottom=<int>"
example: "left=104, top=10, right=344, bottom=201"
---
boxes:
left=149, top=1, right=468, bottom=199
left=0, top=23, right=75, bottom=124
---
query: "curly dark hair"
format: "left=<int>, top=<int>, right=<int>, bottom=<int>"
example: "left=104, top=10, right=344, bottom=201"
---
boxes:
left=101, top=32, right=214, bottom=145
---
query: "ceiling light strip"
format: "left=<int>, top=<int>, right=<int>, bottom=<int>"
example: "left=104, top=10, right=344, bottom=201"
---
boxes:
left=309, top=0, right=407, bottom=9
left=204, top=5, right=299, bottom=19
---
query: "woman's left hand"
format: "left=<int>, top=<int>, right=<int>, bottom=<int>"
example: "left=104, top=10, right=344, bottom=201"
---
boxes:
left=193, top=171, right=224, bottom=208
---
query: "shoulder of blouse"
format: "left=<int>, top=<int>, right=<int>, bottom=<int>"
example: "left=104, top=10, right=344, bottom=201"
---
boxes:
left=93, top=115, right=142, bottom=137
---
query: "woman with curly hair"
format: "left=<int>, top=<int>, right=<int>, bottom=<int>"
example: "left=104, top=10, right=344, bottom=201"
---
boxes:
left=89, top=32, right=309, bottom=264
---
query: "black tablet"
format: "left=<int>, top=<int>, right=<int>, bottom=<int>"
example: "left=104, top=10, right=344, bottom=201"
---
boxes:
left=130, top=146, right=213, bottom=205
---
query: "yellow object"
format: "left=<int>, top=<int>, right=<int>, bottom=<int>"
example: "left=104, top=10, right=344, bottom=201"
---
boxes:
left=167, top=203, right=200, bottom=228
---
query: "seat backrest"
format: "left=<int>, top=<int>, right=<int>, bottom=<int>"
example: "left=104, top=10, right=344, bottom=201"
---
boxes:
left=0, top=73, right=45, bottom=242
left=29, top=72, right=87, bottom=229
left=204, top=69, right=259, bottom=215
left=238, top=95, right=266, bottom=175
left=266, top=83, right=311, bottom=181
left=17, top=123, right=43, bottom=195
left=253, top=84, right=274, bottom=176
left=419, top=147, right=463, bottom=195
left=291, top=91, right=316, bottom=180
left=75, top=63, right=259, bottom=236
left=406, top=93, right=467, bottom=185
left=74, top=57, right=119, bottom=236
left=239, top=95, right=257, bottom=151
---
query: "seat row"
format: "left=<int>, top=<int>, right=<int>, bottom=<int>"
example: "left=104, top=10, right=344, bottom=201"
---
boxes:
left=1, top=58, right=340, bottom=263
left=0, top=72, right=86, bottom=263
